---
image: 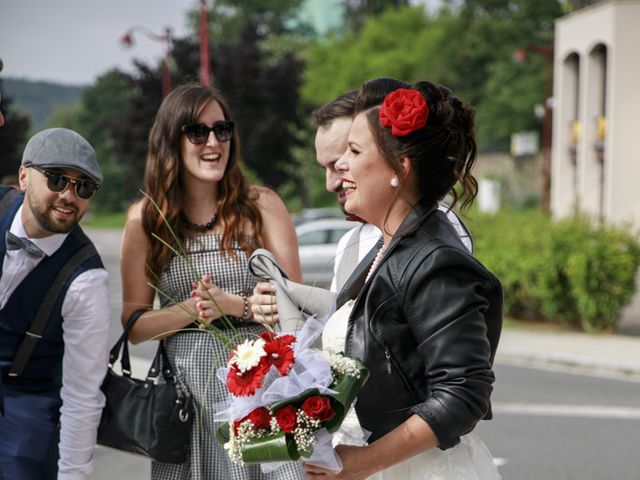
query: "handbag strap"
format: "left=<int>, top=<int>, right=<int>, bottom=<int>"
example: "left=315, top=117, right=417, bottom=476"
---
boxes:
left=108, top=309, right=145, bottom=374
left=146, top=341, right=176, bottom=384
left=110, top=310, right=177, bottom=384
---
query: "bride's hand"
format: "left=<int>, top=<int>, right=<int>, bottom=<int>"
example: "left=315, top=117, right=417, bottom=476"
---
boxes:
left=303, top=445, right=374, bottom=480
left=250, top=281, right=279, bottom=325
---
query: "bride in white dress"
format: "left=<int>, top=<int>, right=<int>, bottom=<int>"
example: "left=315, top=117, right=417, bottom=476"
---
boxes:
left=320, top=300, right=501, bottom=480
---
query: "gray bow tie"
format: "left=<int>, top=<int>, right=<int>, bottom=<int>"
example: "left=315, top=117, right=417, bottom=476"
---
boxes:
left=5, top=231, right=45, bottom=258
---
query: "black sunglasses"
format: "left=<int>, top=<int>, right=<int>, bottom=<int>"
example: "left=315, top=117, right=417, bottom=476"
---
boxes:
left=31, top=166, right=100, bottom=200
left=181, top=121, right=234, bottom=145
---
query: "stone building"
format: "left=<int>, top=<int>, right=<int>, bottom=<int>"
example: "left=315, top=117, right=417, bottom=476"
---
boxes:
left=551, top=0, right=640, bottom=226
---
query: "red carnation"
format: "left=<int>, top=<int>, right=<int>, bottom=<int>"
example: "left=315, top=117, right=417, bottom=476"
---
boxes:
left=248, top=407, right=271, bottom=430
left=379, top=88, right=429, bottom=136
left=301, top=396, right=335, bottom=422
left=274, top=405, right=298, bottom=433
left=226, top=358, right=269, bottom=397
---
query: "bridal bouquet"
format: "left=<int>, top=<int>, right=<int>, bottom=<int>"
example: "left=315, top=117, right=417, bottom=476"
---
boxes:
left=214, top=315, right=369, bottom=470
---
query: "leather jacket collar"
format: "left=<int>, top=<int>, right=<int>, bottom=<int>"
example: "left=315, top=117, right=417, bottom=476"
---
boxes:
left=336, top=201, right=438, bottom=308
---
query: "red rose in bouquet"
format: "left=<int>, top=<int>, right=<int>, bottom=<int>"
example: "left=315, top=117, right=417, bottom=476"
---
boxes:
left=274, top=405, right=298, bottom=433
left=379, top=88, right=429, bottom=136
left=248, top=407, right=271, bottom=430
left=301, top=396, right=335, bottom=422
left=233, top=406, right=272, bottom=435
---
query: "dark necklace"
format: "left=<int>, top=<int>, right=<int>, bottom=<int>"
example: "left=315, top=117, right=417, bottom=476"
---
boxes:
left=183, top=212, right=217, bottom=232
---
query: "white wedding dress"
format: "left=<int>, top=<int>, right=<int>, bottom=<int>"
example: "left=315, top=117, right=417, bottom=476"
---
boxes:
left=321, top=301, right=502, bottom=480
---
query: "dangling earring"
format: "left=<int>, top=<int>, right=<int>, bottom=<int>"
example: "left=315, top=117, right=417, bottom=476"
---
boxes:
left=390, top=175, right=399, bottom=188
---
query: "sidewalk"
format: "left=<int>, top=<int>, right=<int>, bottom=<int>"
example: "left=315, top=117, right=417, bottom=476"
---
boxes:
left=124, top=326, right=640, bottom=380
left=496, top=327, right=640, bottom=378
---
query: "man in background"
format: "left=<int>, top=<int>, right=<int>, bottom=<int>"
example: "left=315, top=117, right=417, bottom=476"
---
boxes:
left=252, top=79, right=474, bottom=320
left=312, top=80, right=474, bottom=292
left=0, top=128, right=110, bottom=480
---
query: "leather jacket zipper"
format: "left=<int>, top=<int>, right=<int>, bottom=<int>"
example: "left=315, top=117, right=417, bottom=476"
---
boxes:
left=380, top=341, right=420, bottom=403
left=384, top=346, right=392, bottom=374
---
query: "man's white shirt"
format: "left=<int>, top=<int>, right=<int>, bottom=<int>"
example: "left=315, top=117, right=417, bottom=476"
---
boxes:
left=330, top=206, right=473, bottom=293
left=0, top=206, right=110, bottom=480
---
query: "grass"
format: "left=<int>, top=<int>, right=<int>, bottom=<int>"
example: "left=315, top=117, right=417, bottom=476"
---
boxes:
left=81, top=211, right=127, bottom=229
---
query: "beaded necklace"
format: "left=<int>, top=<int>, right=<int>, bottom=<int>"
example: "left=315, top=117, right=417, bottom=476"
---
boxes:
left=183, top=212, right=217, bottom=232
left=365, top=244, right=387, bottom=283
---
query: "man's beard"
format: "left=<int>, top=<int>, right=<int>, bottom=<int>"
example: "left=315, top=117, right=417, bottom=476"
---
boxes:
left=28, top=190, right=82, bottom=234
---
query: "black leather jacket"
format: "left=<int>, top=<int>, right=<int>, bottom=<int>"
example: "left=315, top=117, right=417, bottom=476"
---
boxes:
left=337, top=202, right=503, bottom=450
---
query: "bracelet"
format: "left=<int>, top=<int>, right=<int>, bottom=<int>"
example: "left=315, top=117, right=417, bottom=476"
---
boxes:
left=240, top=294, right=250, bottom=322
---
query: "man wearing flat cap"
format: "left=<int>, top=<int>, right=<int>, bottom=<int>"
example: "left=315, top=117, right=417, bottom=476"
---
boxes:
left=0, top=128, right=110, bottom=480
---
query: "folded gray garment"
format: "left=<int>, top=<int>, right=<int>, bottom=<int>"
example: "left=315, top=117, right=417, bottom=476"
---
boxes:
left=249, top=248, right=337, bottom=332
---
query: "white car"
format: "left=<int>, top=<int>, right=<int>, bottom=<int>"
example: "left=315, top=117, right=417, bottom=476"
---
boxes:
left=296, top=218, right=354, bottom=288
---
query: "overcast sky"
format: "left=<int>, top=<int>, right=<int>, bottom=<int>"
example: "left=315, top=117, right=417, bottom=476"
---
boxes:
left=0, top=0, right=198, bottom=85
left=0, top=0, right=441, bottom=86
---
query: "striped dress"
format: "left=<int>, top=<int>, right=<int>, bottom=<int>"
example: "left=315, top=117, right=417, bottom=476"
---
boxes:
left=151, top=234, right=304, bottom=480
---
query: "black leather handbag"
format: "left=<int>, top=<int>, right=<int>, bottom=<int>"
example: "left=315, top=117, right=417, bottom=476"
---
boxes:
left=97, top=313, right=193, bottom=463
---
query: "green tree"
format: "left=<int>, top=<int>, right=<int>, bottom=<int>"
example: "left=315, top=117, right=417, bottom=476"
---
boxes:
left=302, top=1, right=563, bottom=150
left=0, top=81, right=31, bottom=181
left=302, top=7, right=444, bottom=104
left=342, top=0, right=409, bottom=30
left=446, top=0, right=562, bottom=149
left=46, top=70, right=133, bottom=211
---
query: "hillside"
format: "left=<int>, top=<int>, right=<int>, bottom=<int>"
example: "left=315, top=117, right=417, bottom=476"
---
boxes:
left=2, top=78, right=86, bottom=131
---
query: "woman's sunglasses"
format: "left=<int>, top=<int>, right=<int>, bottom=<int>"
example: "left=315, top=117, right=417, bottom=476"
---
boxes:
left=181, top=121, right=234, bottom=145
left=31, top=166, right=100, bottom=200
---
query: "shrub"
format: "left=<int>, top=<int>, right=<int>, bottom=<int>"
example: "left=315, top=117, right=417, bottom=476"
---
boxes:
left=467, top=210, right=640, bottom=332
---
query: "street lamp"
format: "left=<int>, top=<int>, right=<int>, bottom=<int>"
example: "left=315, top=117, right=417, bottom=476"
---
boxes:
left=199, top=0, right=211, bottom=86
left=513, top=44, right=554, bottom=213
left=121, top=26, right=173, bottom=97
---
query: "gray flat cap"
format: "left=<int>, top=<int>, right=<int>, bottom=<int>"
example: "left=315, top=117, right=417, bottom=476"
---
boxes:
left=22, top=128, right=102, bottom=184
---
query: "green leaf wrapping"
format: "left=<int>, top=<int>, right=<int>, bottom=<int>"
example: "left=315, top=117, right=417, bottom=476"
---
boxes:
left=242, top=431, right=301, bottom=462
left=324, top=358, right=370, bottom=433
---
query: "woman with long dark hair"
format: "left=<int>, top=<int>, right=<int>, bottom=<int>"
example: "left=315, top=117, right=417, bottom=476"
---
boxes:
left=120, top=83, right=303, bottom=480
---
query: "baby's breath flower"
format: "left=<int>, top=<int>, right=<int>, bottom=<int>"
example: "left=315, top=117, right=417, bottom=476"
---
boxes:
left=293, top=411, right=322, bottom=456
left=325, top=351, right=361, bottom=380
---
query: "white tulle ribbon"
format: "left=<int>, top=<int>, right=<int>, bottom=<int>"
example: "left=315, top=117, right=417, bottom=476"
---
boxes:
left=295, top=429, right=343, bottom=474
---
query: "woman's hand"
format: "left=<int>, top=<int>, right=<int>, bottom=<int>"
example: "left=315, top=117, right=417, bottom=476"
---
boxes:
left=250, top=281, right=279, bottom=325
left=192, top=274, right=233, bottom=324
left=303, top=445, right=374, bottom=480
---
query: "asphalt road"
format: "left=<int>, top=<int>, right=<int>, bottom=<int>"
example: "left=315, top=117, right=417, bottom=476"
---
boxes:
left=478, top=363, right=640, bottom=480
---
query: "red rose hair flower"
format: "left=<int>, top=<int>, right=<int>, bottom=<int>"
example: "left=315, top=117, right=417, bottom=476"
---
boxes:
left=379, top=88, right=429, bottom=136
left=301, top=396, right=335, bottom=422
left=274, top=405, right=298, bottom=433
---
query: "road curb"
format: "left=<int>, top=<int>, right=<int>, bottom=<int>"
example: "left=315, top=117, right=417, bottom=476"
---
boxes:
left=496, top=346, right=640, bottom=376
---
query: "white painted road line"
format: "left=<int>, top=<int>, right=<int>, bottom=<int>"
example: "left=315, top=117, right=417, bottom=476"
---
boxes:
left=493, top=402, right=640, bottom=419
